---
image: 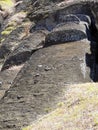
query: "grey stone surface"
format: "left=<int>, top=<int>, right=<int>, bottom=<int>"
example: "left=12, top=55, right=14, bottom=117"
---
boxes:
left=28, top=1, right=95, bottom=22
left=1, top=31, right=46, bottom=71
left=0, top=39, right=92, bottom=130
left=58, top=14, right=91, bottom=25
left=45, top=23, right=88, bottom=46
left=0, top=14, right=3, bottom=28
left=76, top=14, right=91, bottom=25
left=29, top=1, right=98, bottom=33
left=0, top=27, right=24, bottom=59
left=57, top=14, right=80, bottom=24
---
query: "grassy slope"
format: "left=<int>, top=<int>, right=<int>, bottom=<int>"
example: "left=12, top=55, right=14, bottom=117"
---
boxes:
left=23, top=83, right=98, bottom=130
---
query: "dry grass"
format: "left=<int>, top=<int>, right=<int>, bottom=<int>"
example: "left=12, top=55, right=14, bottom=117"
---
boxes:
left=23, top=83, right=98, bottom=130
left=0, top=0, right=15, bottom=11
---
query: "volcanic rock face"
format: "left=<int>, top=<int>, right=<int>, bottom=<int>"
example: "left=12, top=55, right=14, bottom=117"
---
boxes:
left=0, top=40, right=92, bottom=130
left=45, top=23, right=87, bottom=45
left=1, top=31, right=47, bottom=71
left=0, top=0, right=98, bottom=130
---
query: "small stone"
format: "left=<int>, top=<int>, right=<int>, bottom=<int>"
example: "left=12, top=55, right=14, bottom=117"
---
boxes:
left=7, top=81, right=13, bottom=85
left=44, top=66, right=51, bottom=71
left=17, top=95, right=24, bottom=100
left=34, top=73, right=40, bottom=77
left=38, top=64, right=43, bottom=68
left=34, top=79, right=38, bottom=84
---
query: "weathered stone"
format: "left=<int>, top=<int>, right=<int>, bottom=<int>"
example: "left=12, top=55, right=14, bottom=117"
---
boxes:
left=1, top=31, right=46, bottom=71
left=0, top=14, right=3, bottom=28
left=56, top=2, right=92, bottom=16
left=90, top=1, right=98, bottom=30
left=28, top=0, right=98, bottom=36
left=15, top=0, right=32, bottom=12
left=0, top=1, right=98, bottom=130
left=30, top=19, right=50, bottom=32
left=0, top=39, right=92, bottom=130
left=28, top=1, right=94, bottom=22
left=57, top=14, right=80, bottom=24
left=31, top=13, right=91, bottom=33
left=0, top=65, right=23, bottom=100
left=30, top=13, right=57, bottom=32
left=45, top=23, right=88, bottom=46
left=58, top=14, right=91, bottom=25
left=76, top=14, right=91, bottom=25
left=44, top=14, right=57, bottom=31
left=0, top=27, right=24, bottom=59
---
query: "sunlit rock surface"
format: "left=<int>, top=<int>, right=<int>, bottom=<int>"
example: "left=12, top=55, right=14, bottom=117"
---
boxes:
left=0, top=0, right=98, bottom=130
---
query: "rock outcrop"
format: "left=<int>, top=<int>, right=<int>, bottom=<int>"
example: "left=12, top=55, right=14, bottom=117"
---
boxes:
left=0, top=0, right=98, bottom=130
left=0, top=39, right=92, bottom=129
left=1, top=31, right=46, bottom=70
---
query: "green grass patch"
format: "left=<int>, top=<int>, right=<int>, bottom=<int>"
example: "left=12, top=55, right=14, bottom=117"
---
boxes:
left=1, top=26, right=16, bottom=36
left=0, top=0, right=14, bottom=6
left=0, top=0, right=14, bottom=11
